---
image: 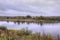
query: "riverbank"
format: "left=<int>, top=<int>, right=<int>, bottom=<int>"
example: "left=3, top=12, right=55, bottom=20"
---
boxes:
left=0, top=18, right=59, bottom=23
left=0, top=16, right=60, bottom=23
left=0, top=26, right=58, bottom=40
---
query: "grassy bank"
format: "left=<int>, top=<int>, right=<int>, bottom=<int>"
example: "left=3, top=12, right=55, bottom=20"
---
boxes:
left=0, top=26, right=59, bottom=40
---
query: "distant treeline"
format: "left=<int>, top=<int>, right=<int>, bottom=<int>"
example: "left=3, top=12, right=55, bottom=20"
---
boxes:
left=0, top=16, right=60, bottom=21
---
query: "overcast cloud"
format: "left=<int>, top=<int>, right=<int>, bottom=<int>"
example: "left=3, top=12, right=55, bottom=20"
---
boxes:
left=0, top=0, right=60, bottom=16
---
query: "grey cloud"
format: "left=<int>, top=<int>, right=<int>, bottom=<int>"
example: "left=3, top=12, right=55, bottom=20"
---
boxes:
left=0, top=0, right=60, bottom=16
left=0, top=3, right=43, bottom=14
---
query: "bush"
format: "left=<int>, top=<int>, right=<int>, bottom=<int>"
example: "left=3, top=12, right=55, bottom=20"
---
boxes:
left=0, top=26, right=7, bottom=31
left=17, top=27, right=32, bottom=36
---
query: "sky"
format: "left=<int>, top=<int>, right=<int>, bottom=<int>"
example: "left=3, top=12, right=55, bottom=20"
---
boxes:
left=0, top=0, right=60, bottom=16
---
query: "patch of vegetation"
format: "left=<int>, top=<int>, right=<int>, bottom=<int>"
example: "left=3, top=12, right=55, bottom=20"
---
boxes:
left=0, top=26, right=59, bottom=40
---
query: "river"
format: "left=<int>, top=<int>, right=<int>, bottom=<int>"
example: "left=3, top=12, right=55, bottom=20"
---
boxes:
left=0, top=21, right=60, bottom=36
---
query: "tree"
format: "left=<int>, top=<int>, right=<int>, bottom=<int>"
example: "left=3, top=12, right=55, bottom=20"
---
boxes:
left=26, top=15, right=32, bottom=18
left=7, top=17, right=9, bottom=19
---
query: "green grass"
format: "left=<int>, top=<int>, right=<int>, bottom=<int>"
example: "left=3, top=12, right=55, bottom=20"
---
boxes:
left=0, top=26, right=58, bottom=40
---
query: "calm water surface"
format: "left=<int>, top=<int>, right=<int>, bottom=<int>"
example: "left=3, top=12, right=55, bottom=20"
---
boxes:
left=0, top=21, right=60, bottom=36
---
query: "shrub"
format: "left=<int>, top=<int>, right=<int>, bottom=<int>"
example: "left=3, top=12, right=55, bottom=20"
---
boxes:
left=0, top=26, right=7, bottom=31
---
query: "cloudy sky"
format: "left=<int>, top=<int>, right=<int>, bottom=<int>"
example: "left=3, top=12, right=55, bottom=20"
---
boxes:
left=0, top=0, right=60, bottom=16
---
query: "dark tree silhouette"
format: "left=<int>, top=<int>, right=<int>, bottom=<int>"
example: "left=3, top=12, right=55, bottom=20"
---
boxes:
left=26, top=15, right=32, bottom=18
left=7, top=17, right=9, bottom=19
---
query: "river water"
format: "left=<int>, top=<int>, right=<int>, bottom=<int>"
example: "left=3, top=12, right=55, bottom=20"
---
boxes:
left=0, top=21, right=60, bottom=36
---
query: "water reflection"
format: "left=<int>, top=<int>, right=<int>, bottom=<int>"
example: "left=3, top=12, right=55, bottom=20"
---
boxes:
left=13, top=21, right=44, bottom=26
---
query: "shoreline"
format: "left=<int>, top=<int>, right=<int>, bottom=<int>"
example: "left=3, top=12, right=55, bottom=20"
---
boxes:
left=0, top=16, right=60, bottom=23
